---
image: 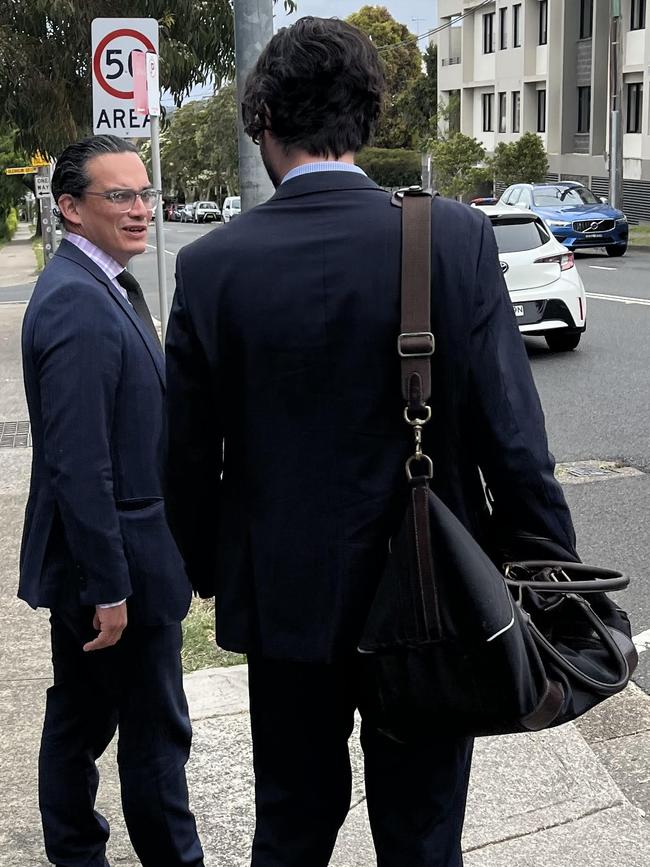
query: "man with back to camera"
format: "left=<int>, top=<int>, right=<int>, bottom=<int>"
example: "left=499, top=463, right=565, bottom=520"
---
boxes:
left=165, top=17, right=578, bottom=867
left=19, top=135, right=204, bottom=866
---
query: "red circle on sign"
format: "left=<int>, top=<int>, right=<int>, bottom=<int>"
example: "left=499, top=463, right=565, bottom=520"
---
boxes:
left=93, top=29, right=156, bottom=100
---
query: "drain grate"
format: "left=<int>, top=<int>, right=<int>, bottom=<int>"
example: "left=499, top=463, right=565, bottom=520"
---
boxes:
left=0, top=421, right=32, bottom=448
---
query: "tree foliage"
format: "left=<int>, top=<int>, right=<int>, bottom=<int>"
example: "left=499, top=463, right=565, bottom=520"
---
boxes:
left=356, top=147, right=421, bottom=188
left=397, top=42, right=438, bottom=148
left=429, top=133, right=488, bottom=200
left=141, top=83, right=238, bottom=203
left=0, top=127, right=28, bottom=236
left=0, top=0, right=294, bottom=156
left=347, top=5, right=424, bottom=149
left=489, top=132, right=549, bottom=187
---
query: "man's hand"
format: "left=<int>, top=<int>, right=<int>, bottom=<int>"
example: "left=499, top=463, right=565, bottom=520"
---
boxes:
left=83, top=602, right=128, bottom=652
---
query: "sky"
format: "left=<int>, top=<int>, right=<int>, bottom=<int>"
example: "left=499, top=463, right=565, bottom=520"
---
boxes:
left=277, top=0, right=439, bottom=36
left=162, top=1, right=439, bottom=108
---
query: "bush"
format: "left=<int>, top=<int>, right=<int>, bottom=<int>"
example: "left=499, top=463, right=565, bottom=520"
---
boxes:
left=356, top=147, right=422, bottom=189
left=1, top=206, right=18, bottom=241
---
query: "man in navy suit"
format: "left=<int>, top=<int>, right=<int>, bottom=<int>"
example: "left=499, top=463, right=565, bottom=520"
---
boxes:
left=165, top=18, right=578, bottom=867
left=20, top=135, right=204, bottom=866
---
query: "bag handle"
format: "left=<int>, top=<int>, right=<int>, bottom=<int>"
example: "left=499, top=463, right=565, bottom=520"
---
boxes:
left=504, top=561, right=629, bottom=594
left=394, top=187, right=435, bottom=479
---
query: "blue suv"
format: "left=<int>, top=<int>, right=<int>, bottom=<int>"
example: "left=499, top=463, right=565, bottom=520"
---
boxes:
left=500, top=182, right=628, bottom=257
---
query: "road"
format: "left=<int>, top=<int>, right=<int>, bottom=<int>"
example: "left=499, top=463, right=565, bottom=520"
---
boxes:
left=3, top=224, right=650, bottom=689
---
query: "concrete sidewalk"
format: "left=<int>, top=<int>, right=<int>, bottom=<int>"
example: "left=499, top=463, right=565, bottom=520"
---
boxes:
left=0, top=222, right=38, bottom=289
left=1, top=299, right=650, bottom=866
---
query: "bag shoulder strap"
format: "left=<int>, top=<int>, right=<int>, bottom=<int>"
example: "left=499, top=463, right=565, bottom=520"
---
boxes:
left=394, top=187, right=435, bottom=411
left=392, top=187, right=436, bottom=480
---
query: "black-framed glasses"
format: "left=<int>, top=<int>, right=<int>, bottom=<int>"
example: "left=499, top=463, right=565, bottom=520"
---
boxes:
left=83, top=188, right=161, bottom=212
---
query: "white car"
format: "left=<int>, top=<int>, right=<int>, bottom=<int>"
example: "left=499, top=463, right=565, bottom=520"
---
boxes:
left=222, top=195, right=241, bottom=223
left=474, top=204, right=587, bottom=351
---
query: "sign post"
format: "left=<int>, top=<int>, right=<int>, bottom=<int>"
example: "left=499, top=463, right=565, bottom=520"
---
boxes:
left=37, top=165, right=57, bottom=265
left=92, top=18, right=168, bottom=335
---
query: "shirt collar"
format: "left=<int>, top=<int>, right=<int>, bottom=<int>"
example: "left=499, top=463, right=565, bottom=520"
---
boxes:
left=281, top=162, right=366, bottom=185
left=64, top=232, right=125, bottom=283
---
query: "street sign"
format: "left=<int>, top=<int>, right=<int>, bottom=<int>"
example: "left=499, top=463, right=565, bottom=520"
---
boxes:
left=5, top=166, right=38, bottom=175
left=31, top=152, right=49, bottom=167
left=35, top=176, right=51, bottom=199
left=91, top=18, right=159, bottom=138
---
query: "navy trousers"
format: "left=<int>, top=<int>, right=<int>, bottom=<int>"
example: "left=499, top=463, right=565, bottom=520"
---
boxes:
left=39, top=607, right=204, bottom=867
left=247, top=657, right=473, bottom=867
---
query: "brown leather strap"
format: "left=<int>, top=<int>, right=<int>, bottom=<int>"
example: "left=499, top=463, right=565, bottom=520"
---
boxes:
left=398, top=189, right=434, bottom=410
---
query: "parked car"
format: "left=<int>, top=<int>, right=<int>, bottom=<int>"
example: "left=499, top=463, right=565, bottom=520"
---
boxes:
left=179, top=204, right=195, bottom=223
left=194, top=201, right=221, bottom=223
left=474, top=203, right=587, bottom=351
left=499, top=181, right=628, bottom=257
left=222, top=195, right=241, bottom=223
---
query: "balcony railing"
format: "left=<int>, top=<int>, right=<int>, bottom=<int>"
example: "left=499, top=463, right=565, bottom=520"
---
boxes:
left=441, top=57, right=462, bottom=66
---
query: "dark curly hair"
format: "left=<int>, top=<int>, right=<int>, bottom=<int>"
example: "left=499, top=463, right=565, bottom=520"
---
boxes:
left=242, top=17, right=385, bottom=157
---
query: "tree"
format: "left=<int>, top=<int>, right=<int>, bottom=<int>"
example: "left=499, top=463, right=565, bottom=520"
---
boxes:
left=0, top=127, right=28, bottom=238
left=397, top=42, right=438, bottom=149
left=347, top=6, right=424, bottom=149
left=490, top=133, right=549, bottom=187
left=0, top=0, right=295, bottom=156
left=429, top=133, right=488, bottom=200
left=197, top=83, right=239, bottom=198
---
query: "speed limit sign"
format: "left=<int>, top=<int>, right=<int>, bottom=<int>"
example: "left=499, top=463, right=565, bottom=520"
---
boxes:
left=91, top=18, right=159, bottom=137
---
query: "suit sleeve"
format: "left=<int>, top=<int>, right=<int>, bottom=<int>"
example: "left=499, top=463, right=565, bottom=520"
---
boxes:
left=165, top=254, right=223, bottom=598
left=468, top=213, right=578, bottom=562
left=32, top=285, right=133, bottom=605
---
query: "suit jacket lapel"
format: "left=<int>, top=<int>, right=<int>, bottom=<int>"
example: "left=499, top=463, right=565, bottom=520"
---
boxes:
left=56, top=239, right=165, bottom=387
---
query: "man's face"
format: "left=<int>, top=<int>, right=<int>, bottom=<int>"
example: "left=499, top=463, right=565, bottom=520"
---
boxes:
left=61, top=152, right=152, bottom=266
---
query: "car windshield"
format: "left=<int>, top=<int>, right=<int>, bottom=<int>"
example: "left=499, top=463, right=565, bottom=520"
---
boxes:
left=199, top=203, right=217, bottom=209
left=231, top=198, right=241, bottom=208
left=491, top=218, right=549, bottom=253
left=533, top=185, right=599, bottom=207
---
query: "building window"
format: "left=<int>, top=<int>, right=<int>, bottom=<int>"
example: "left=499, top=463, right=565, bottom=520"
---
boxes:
left=512, top=91, right=521, bottom=133
left=499, top=7, right=507, bottom=50
left=627, top=82, right=643, bottom=133
left=539, top=0, right=548, bottom=45
left=577, top=86, right=591, bottom=133
left=483, top=12, right=495, bottom=54
left=579, top=0, right=593, bottom=39
left=537, top=89, right=547, bottom=133
left=513, top=4, right=521, bottom=47
left=499, top=92, right=507, bottom=133
left=482, top=93, right=494, bottom=132
left=631, top=0, right=646, bottom=30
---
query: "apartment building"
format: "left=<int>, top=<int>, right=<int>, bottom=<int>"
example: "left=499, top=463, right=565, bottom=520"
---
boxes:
left=437, top=0, right=650, bottom=221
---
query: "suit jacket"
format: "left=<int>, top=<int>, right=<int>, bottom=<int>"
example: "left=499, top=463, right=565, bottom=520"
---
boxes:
left=19, top=238, right=191, bottom=625
left=165, top=172, right=577, bottom=661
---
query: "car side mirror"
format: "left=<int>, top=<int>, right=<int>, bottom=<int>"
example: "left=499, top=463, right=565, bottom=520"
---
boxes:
left=599, top=196, right=608, bottom=205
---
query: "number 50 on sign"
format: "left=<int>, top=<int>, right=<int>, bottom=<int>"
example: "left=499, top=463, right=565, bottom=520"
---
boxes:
left=91, top=18, right=159, bottom=138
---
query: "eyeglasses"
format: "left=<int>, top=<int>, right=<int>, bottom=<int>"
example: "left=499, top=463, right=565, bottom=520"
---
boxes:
left=83, top=188, right=161, bottom=212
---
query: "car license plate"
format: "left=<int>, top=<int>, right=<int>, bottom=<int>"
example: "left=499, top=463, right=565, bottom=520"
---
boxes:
left=586, top=233, right=604, bottom=239
left=513, top=304, right=525, bottom=318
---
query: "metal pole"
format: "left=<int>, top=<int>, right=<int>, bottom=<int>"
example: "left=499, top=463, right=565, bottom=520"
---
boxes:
left=150, top=113, right=169, bottom=339
left=233, top=0, right=275, bottom=212
left=38, top=165, right=57, bottom=266
left=609, top=1, right=623, bottom=211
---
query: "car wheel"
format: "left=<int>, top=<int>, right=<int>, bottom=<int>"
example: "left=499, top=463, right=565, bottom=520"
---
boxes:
left=606, top=244, right=627, bottom=257
left=545, top=330, right=582, bottom=352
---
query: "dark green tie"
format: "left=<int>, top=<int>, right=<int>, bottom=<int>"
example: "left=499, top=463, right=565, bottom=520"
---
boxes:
left=116, top=270, right=160, bottom=344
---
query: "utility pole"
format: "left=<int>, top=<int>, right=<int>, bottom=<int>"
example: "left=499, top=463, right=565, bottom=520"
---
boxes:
left=608, top=0, right=623, bottom=210
left=233, top=0, right=275, bottom=212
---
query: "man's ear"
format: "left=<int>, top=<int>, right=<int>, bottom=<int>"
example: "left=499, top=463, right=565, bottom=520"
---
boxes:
left=57, top=194, right=83, bottom=230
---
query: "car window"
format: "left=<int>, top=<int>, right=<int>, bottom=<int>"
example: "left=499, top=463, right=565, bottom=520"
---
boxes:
left=520, top=189, right=533, bottom=207
left=232, top=197, right=241, bottom=208
left=508, top=187, right=522, bottom=205
left=490, top=217, right=550, bottom=253
left=533, top=185, right=599, bottom=207
left=200, top=202, right=217, bottom=209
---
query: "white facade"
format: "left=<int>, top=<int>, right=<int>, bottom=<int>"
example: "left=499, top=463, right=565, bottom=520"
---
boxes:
left=437, top=0, right=650, bottom=220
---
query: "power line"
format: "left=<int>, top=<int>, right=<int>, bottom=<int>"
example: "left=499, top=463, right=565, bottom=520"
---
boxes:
left=377, top=0, right=494, bottom=52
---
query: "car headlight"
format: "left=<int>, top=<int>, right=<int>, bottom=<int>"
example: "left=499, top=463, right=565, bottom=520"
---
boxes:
left=545, top=219, right=570, bottom=227
left=616, top=216, right=628, bottom=224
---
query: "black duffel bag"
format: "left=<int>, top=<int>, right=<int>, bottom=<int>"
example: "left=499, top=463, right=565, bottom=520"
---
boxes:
left=357, top=189, right=637, bottom=742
